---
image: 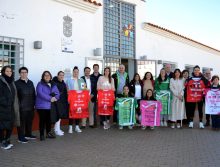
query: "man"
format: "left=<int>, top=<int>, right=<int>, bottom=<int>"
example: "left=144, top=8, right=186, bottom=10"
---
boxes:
left=90, top=64, right=102, bottom=127
left=112, top=64, right=130, bottom=123
left=165, top=64, right=174, bottom=78
left=15, top=67, right=36, bottom=143
left=204, top=69, right=212, bottom=126
left=81, top=67, right=94, bottom=128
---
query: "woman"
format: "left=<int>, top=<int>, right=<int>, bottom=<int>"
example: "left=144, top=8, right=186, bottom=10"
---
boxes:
left=36, top=71, right=60, bottom=141
left=52, top=71, right=68, bottom=136
left=142, top=72, right=154, bottom=98
left=116, top=85, right=137, bottom=130
left=185, top=65, right=209, bottom=129
left=66, top=66, right=86, bottom=133
left=142, top=89, right=157, bottom=130
left=170, top=69, right=185, bottom=128
left=129, top=73, right=143, bottom=125
left=97, top=67, right=115, bottom=129
left=208, top=75, right=220, bottom=130
left=0, top=66, right=20, bottom=150
left=155, top=68, right=171, bottom=127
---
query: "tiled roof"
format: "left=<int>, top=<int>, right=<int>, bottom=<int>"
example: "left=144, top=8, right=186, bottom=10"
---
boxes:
left=83, top=0, right=102, bottom=6
left=146, top=22, right=220, bottom=53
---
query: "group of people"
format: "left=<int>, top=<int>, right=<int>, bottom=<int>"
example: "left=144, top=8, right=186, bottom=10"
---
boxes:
left=0, top=63, right=220, bottom=150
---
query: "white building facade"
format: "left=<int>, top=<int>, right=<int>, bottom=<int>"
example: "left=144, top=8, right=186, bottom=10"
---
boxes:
left=0, top=0, right=219, bottom=84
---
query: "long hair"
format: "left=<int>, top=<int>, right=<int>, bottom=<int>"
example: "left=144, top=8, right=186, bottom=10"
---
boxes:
left=173, top=69, right=183, bottom=79
left=1, top=65, right=13, bottom=75
left=131, top=73, right=141, bottom=83
left=104, top=67, right=112, bottom=83
left=158, top=68, right=168, bottom=84
left=143, top=72, right=153, bottom=81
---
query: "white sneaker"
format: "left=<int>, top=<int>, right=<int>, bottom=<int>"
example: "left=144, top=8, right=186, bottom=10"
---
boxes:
left=177, top=124, right=181, bottom=129
left=150, top=126, right=154, bottom=130
left=141, top=126, right=146, bottom=130
left=106, top=120, right=110, bottom=129
left=75, top=125, right=82, bottom=133
left=171, top=125, right=175, bottom=129
left=189, top=122, right=193, bottom=128
left=160, top=121, right=164, bottom=127
left=119, top=126, right=123, bottom=130
left=55, top=130, right=64, bottom=136
left=164, top=121, right=168, bottom=127
left=103, top=121, right=108, bottom=130
left=199, top=122, right=204, bottom=129
left=68, top=125, right=73, bottom=134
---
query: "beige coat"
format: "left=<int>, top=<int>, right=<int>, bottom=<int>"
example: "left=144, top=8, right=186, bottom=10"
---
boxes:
left=169, top=78, right=185, bottom=121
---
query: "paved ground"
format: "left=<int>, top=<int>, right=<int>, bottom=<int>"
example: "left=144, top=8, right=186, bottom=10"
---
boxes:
left=0, top=123, right=220, bottom=167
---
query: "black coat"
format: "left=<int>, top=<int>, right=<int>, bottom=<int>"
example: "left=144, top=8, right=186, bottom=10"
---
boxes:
left=52, top=77, right=68, bottom=119
left=90, top=73, right=102, bottom=102
left=129, top=80, right=144, bottom=99
left=15, top=79, right=36, bottom=112
left=0, top=76, right=15, bottom=129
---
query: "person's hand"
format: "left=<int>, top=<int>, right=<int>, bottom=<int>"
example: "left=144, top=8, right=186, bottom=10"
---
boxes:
left=178, top=95, right=183, bottom=101
left=51, top=97, right=57, bottom=102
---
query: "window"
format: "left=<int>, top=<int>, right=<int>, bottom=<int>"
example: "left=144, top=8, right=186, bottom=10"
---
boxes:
left=104, top=0, right=135, bottom=58
left=163, top=62, right=177, bottom=72
left=0, top=36, right=24, bottom=79
left=137, top=60, right=156, bottom=79
left=104, top=57, right=120, bottom=74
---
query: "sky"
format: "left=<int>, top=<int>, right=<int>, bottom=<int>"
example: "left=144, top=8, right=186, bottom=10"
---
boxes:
left=146, top=0, right=220, bottom=50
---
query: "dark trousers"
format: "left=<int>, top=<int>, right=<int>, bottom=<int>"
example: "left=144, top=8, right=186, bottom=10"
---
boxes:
left=17, top=110, right=34, bottom=138
left=69, top=119, right=80, bottom=125
left=0, top=129, right=12, bottom=142
left=100, top=115, right=111, bottom=122
left=185, top=101, right=190, bottom=123
left=186, top=101, right=203, bottom=122
left=206, top=114, right=211, bottom=123
left=37, top=109, right=51, bottom=136
left=211, top=115, right=220, bottom=129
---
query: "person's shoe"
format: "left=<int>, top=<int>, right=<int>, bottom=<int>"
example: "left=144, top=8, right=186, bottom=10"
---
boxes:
left=75, top=125, right=82, bottom=133
left=40, top=135, right=45, bottom=141
left=6, top=140, right=13, bottom=148
left=89, top=125, right=94, bottom=128
left=160, top=121, right=164, bottom=127
left=205, top=122, right=210, bottom=127
left=18, top=137, right=28, bottom=143
left=164, top=121, right=168, bottom=127
left=128, top=125, right=133, bottom=130
left=103, top=121, right=108, bottom=130
left=199, top=122, right=205, bottom=129
left=106, top=120, right=111, bottom=129
left=141, top=126, right=146, bottom=130
left=177, top=123, right=181, bottom=129
left=150, top=126, right=154, bottom=130
left=55, top=130, right=64, bottom=136
left=81, top=126, right=86, bottom=129
left=171, top=124, right=175, bottom=129
left=68, top=125, right=73, bottom=134
left=25, top=135, right=37, bottom=140
left=1, top=140, right=12, bottom=150
left=189, top=122, right=193, bottom=128
left=46, top=131, right=56, bottom=139
left=119, top=126, right=123, bottom=130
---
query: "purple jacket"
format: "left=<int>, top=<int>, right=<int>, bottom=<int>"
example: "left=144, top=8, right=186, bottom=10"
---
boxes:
left=35, top=81, right=60, bottom=110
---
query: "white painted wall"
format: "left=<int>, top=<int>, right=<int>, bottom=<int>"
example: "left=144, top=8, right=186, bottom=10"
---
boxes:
left=0, top=0, right=103, bottom=84
left=137, top=30, right=220, bottom=76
